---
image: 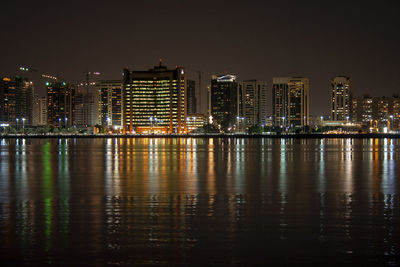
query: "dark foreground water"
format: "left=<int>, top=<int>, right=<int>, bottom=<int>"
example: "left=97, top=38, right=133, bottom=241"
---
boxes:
left=0, top=138, right=399, bottom=266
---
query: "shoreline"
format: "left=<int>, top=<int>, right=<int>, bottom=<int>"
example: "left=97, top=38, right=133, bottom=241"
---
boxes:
left=1, top=133, right=400, bottom=139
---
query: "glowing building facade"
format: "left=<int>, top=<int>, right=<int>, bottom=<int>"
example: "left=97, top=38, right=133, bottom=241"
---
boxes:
left=46, top=81, right=74, bottom=127
left=186, top=113, right=207, bottom=132
left=0, top=76, right=34, bottom=126
left=33, top=95, right=47, bottom=126
left=238, top=80, right=267, bottom=126
left=331, top=76, right=351, bottom=121
left=273, top=77, right=309, bottom=127
left=97, top=80, right=122, bottom=127
left=122, top=64, right=186, bottom=133
left=272, top=77, right=289, bottom=127
left=210, top=75, right=238, bottom=130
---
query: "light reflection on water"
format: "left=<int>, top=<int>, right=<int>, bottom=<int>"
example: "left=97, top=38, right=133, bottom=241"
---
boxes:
left=0, top=138, right=399, bottom=266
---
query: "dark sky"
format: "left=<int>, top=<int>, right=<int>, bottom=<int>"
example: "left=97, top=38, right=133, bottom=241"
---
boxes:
left=1, top=0, right=399, bottom=115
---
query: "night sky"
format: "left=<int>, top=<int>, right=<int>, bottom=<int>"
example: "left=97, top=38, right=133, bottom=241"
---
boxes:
left=1, top=0, right=399, bottom=115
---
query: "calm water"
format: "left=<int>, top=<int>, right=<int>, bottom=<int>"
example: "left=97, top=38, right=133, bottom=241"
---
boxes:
left=0, top=138, right=399, bottom=266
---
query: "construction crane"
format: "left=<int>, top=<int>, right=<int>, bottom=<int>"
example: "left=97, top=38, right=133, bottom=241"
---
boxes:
left=19, top=66, right=58, bottom=81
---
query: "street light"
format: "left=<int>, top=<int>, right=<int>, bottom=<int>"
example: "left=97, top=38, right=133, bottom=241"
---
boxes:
left=16, top=118, right=19, bottom=129
left=282, top=117, right=286, bottom=131
left=58, top=118, right=61, bottom=128
left=65, top=117, right=68, bottom=128
left=22, top=118, right=25, bottom=131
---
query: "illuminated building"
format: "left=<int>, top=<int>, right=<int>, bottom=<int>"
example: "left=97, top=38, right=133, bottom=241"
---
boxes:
left=73, top=80, right=99, bottom=127
left=96, top=80, right=122, bottom=127
left=73, top=92, right=86, bottom=126
left=377, top=97, right=391, bottom=121
left=187, top=80, right=197, bottom=114
left=331, top=76, right=351, bottom=121
left=393, top=96, right=400, bottom=129
left=0, top=76, right=34, bottom=126
left=186, top=114, right=207, bottom=132
left=210, top=75, right=238, bottom=130
left=122, top=63, right=186, bottom=133
left=33, top=95, right=47, bottom=126
left=46, top=81, right=74, bottom=127
left=273, top=77, right=309, bottom=127
left=351, top=98, right=360, bottom=123
left=272, top=77, right=288, bottom=127
left=351, top=95, right=400, bottom=130
left=361, top=96, right=374, bottom=123
left=238, top=80, right=267, bottom=126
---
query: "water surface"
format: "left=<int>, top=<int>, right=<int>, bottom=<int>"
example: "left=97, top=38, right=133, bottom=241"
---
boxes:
left=0, top=138, right=399, bottom=266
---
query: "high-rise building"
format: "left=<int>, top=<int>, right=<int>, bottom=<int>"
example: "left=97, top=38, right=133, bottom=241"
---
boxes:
left=33, top=95, right=47, bottom=126
left=0, top=76, right=34, bottom=126
left=273, top=77, right=309, bottom=127
left=272, top=77, right=289, bottom=127
left=287, top=78, right=309, bottom=127
left=46, top=81, right=74, bottom=127
left=122, top=63, right=186, bottom=133
left=351, top=95, right=400, bottom=130
left=187, top=80, right=197, bottom=114
left=210, top=75, right=238, bottom=130
left=238, top=80, right=267, bottom=126
left=393, top=96, right=400, bottom=130
left=331, top=76, right=351, bottom=121
left=96, top=80, right=122, bottom=127
left=73, top=91, right=86, bottom=127
left=377, top=97, right=391, bottom=122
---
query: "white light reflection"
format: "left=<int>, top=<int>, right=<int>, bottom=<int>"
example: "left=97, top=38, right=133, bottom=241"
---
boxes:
left=317, top=139, right=325, bottom=193
left=57, top=138, right=70, bottom=232
left=381, top=138, right=395, bottom=195
left=279, top=139, right=287, bottom=193
left=148, top=138, right=158, bottom=195
left=207, top=138, right=216, bottom=195
left=344, top=138, right=353, bottom=193
left=16, top=138, right=27, bottom=200
left=105, top=138, right=113, bottom=196
left=234, top=138, right=246, bottom=194
left=185, top=138, right=198, bottom=194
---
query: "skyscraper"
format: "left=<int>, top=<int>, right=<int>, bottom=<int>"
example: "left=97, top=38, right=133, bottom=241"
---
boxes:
left=46, top=81, right=74, bottom=127
left=272, top=77, right=289, bottom=127
left=288, top=78, right=309, bottom=127
left=238, top=80, right=267, bottom=126
left=351, top=95, right=400, bottom=130
left=72, top=91, right=86, bottom=127
left=122, top=63, right=186, bottom=133
left=187, top=80, right=197, bottom=114
left=96, top=80, right=122, bottom=127
left=0, top=76, right=34, bottom=126
left=210, top=75, right=238, bottom=130
left=331, top=76, right=351, bottom=121
left=33, top=95, right=47, bottom=126
left=273, top=77, right=309, bottom=128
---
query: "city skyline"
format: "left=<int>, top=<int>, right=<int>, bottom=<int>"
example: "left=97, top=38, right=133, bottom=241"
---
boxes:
left=1, top=1, right=399, bottom=115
